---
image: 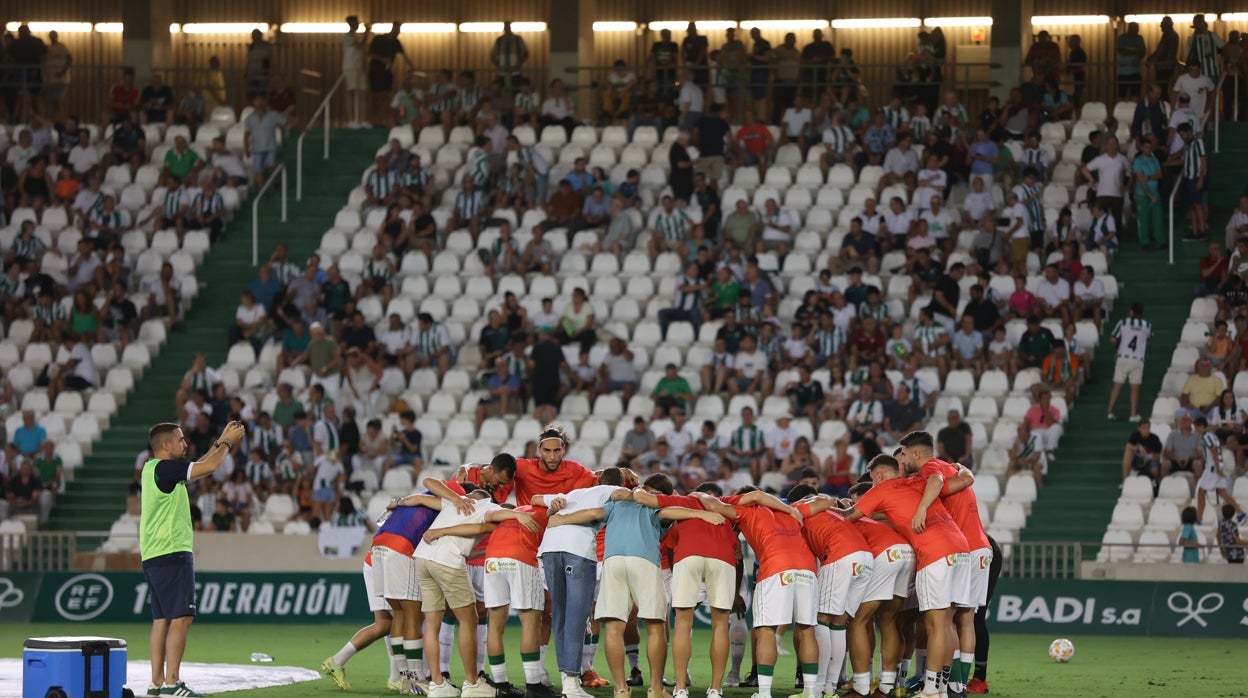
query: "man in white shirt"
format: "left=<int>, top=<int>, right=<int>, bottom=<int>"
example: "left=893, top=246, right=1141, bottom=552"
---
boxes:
left=1225, top=195, right=1248, bottom=250
left=960, top=176, right=995, bottom=229
left=678, top=69, right=704, bottom=131
left=66, top=238, right=102, bottom=293
left=878, top=133, right=919, bottom=196
left=757, top=198, right=794, bottom=253
left=210, top=137, right=248, bottom=186
left=51, top=334, right=98, bottom=395
left=780, top=94, right=813, bottom=147
left=415, top=481, right=535, bottom=698
left=1034, top=264, right=1072, bottom=325
left=663, top=409, right=697, bottom=459
left=730, top=334, right=773, bottom=397
left=1081, top=136, right=1130, bottom=227
left=882, top=196, right=914, bottom=244
left=1071, top=266, right=1105, bottom=328
left=765, top=414, right=800, bottom=466
left=1167, top=94, right=1200, bottom=156
left=67, top=129, right=100, bottom=175
left=378, top=313, right=415, bottom=376
left=920, top=195, right=958, bottom=253
left=1173, top=61, right=1216, bottom=131
left=913, top=154, right=947, bottom=214
left=537, top=469, right=634, bottom=698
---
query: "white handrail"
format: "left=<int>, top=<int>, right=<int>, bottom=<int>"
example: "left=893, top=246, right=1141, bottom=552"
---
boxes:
left=252, top=164, right=288, bottom=266
left=297, top=73, right=346, bottom=201
left=1214, top=70, right=1228, bottom=154
left=1166, top=173, right=1182, bottom=266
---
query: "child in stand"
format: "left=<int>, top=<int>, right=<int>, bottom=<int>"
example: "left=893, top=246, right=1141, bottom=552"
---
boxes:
left=1179, top=506, right=1202, bottom=563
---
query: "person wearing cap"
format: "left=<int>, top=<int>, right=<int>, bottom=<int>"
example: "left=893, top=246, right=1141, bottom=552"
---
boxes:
left=303, top=321, right=342, bottom=401
left=1186, top=13, right=1225, bottom=82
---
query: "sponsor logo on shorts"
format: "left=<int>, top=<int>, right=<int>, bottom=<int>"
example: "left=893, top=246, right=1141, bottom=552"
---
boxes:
left=945, top=554, right=959, bottom=567
left=486, top=560, right=499, bottom=573
left=851, top=562, right=865, bottom=577
left=979, top=554, right=991, bottom=570
left=780, top=571, right=794, bottom=586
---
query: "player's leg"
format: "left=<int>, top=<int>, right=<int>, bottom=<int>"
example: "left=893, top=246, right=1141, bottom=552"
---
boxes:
left=449, top=601, right=485, bottom=689
left=877, top=597, right=905, bottom=694
left=672, top=607, right=696, bottom=694
left=149, top=619, right=169, bottom=689
left=708, top=607, right=730, bottom=691
left=969, top=539, right=1003, bottom=694
left=164, top=615, right=194, bottom=686
left=643, top=617, right=670, bottom=696
left=752, top=625, right=779, bottom=697
left=601, top=618, right=629, bottom=692
left=951, top=607, right=976, bottom=695
left=623, top=608, right=642, bottom=684
left=920, top=608, right=954, bottom=697
left=402, top=600, right=426, bottom=683
left=518, top=609, right=550, bottom=695
left=488, top=605, right=514, bottom=689
left=847, top=601, right=878, bottom=695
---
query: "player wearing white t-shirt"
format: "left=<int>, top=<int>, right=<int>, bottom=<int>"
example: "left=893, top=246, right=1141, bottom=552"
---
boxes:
left=415, top=484, right=538, bottom=698
left=1107, top=302, right=1151, bottom=422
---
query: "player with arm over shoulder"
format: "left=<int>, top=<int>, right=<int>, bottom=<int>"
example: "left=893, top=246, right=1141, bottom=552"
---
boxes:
left=899, top=431, right=988, bottom=698
left=830, top=454, right=969, bottom=698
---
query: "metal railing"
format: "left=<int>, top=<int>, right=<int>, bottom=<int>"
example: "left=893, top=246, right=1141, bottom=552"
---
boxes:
left=251, top=163, right=288, bottom=266
left=296, top=73, right=345, bottom=201
left=1166, top=172, right=1182, bottom=266
left=0, top=532, right=76, bottom=572
left=1001, top=541, right=1082, bottom=579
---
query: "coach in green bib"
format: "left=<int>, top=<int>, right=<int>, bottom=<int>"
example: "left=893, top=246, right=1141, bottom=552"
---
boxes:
left=141, top=420, right=245, bottom=697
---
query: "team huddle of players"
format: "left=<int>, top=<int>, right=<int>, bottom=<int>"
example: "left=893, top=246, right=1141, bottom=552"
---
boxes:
left=318, top=426, right=997, bottom=698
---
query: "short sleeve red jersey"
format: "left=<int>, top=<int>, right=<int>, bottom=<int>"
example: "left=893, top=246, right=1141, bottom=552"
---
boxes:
left=483, top=504, right=548, bottom=567
left=513, top=457, right=597, bottom=506
left=920, top=458, right=990, bottom=550
left=853, top=516, right=909, bottom=556
left=729, top=501, right=817, bottom=580
left=794, top=503, right=871, bottom=565
left=656, top=493, right=738, bottom=567
left=853, top=476, right=969, bottom=568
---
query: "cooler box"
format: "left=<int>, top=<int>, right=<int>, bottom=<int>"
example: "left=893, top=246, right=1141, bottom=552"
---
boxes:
left=23, top=636, right=127, bottom=698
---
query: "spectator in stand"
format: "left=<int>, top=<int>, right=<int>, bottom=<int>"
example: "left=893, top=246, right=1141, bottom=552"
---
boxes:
left=539, top=79, right=576, bottom=139
left=729, top=334, right=773, bottom=398
left=651, top=363, right=694, bottom=419
left=11, top=411, right=47, bottom=457
left=950, top=315, right=985, bottom=375
left=597, top=338, right=638, bottom=404
left=476, top=357, right=520, bottom=428
left=677, top=68, right=704, bottom=132
left=1039, top=341, right=1080, bottom=404
left=1025, top=388, right=1063, bottom=462
left=139, top=72, right=173, bottom=125
left=366, top=23, right=407, bottom=125
left=878, top=384, right=926, bottom=448
left=1008, top=421, right=1046, bottom=489
left=1148, top=17, right=1180, bottom=92
left=846, top=384, right=883, bottom=445
left=877, top=132, right=919, bottom=198
left=8, top=461, right=52, bottom=525
left=106, top=67, right=139, bottom=123
left=732, top=110, right=773, bottom=171
left=244, top=96, right=287, bottom=189
left=554, top=287, right=595, bottom=354
left=1016, top=315, right=1056, bottom=371
left=1177, top=358, right=1226, bottom=421
left=1070, top=267, right=1105, bottom=330
left=1082, top=135, right=1130, bottom=229
left=46, top=332, right=97, bottom=402
left=937, top=410, right=973, bottom=468
left=631, top=437, right=678, bottom=476
left=619, top=417, right=657, bottom=464
left=1121, top=418, right=1164, bottom=488
left=1034, top=264, right=1072, bottom=325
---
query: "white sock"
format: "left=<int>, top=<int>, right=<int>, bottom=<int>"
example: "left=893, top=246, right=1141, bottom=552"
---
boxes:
left=923, top=669, right=938, bottom=695
left=915, top=649, right=927, bottom=678
left=729, top=615, right=747, bottom=674
left=624, top=642, right=638, bottom=673
left=829, top=626, right=847, bottom=692
left=387, top=641, right=402, bottom=683
left=899, top=658, right=911, bottom=677
left=852, top=672, right=871, bottom=696
left=477, top=623, right=488, bottom=675
left=404, top=640, right=421, bottom=679
left=332, top=641, right=358, bottom=668
left=416, top=639, right=429, bottom=679
left=540, top=646, right=551, bottom=683
left=879, top=670, right=898, bottom=692
left=439, top=622, right=454, bottom=675
left=523, top=657, right=543, bottom=685
left=814, top=624, right=832, bottom=692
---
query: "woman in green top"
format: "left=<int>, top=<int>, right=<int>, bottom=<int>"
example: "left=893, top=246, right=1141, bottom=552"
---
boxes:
left=69, top=290, right=101, bottom=337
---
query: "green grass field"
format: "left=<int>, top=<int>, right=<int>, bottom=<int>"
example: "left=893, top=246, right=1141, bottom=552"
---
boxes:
left=3, top=624, right=1243, bottom=697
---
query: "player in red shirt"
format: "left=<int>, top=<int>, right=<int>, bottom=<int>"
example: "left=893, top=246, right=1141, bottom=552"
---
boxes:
left=482, top=495, right=552, bottom=698
left=834, top=454, right=968, bottom=698
left=634, top=481, right=742, bottom=697
left=509, top=425, right=598, bottom=505
left=846, top=481, right=916, bottom=697
left=454, top=456, right=520, bottom=682
left=696, top=487, right=820, bottom=698
left=786, top=483, right=873, bottom=698
left=899, top=431, right=985, bottom=698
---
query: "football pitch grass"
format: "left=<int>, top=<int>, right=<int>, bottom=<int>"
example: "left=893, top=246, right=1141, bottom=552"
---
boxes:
left=2, top=623, right=1240, bottom=697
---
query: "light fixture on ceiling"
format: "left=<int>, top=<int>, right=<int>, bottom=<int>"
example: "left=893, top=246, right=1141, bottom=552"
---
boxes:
left=924, top=17, right=994, bottom=28
left=172, top=23, right=270, bottom=34
left=5, top=21, right=95, bottom=32
left=459, top=22, right=547, bottom=33
left=831, top=18, right=923, bottom=29
left=1030, top=15, right=1111, bottom=25
left=648, top=20, right=739, bottom=32
left=593, top=21, right=639, bottom=32
left=738, top=20, right=830, bottom=30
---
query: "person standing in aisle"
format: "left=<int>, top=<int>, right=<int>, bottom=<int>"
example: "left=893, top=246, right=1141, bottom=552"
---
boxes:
left=1106, top=302, right=1152, bottom=422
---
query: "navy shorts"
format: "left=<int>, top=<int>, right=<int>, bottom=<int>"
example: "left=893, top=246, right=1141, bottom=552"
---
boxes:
left=142, top=551, right=197, bottom=620
left=1184, top=176, right=1207, bottom=205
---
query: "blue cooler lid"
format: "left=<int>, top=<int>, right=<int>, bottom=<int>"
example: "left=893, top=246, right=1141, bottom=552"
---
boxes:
left=24, top=637, right=128, bottom=650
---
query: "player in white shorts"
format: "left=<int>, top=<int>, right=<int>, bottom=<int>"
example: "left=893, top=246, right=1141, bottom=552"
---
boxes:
left=697, top=488, right=821, bottom=696
left=482, top=501, right=552, bottom=697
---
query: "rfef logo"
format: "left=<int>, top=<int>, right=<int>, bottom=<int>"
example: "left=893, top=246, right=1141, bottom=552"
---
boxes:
left=54, top=573, right=114, bottom=621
